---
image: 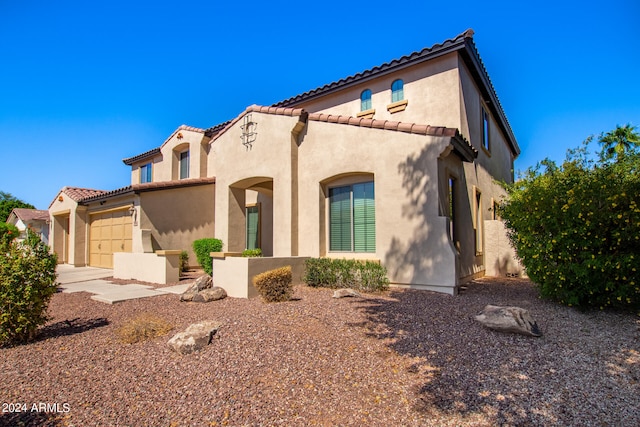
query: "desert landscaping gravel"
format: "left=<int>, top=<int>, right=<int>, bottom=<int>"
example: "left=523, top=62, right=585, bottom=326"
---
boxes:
left=1, top=277, right=639, bottom=426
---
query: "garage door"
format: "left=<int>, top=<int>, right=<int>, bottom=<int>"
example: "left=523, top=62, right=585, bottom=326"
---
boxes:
left=89, top=208, right=132, bottom=268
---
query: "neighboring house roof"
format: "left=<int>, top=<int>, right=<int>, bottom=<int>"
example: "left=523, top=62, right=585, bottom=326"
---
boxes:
left=272, top=29, right=519, bottom=156
left=8, top=208, right=50, bottom=223
left=79, top=177, right=216, bottom=204
left=122, top=125, right=206, bottom=166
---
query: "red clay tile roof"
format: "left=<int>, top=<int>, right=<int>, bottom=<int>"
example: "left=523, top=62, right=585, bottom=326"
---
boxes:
left=122, top=125, right=207, bottom=166
left=208, top=104, right=477, bottom=161
left=63, top=187, right=107, bottom=202
left=10, top=208, right=50, bottom=222
left=272, top=29, right=519, bottom=156
left=79, top=177, right=216, bottom=204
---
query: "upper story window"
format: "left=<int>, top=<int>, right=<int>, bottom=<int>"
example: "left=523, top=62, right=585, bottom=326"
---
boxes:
left=360, top=89, right=372, bottom=111
left=179, top=150, right=189, bottom=179
left=482, top=106, right=490, bottom=151
left=140, top=162, right=152, bottom=183
left=391, top=79, right=404, bottom=103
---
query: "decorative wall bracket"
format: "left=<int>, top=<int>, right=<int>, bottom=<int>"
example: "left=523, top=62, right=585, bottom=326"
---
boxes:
left=241, top=114, right=258, bottom=150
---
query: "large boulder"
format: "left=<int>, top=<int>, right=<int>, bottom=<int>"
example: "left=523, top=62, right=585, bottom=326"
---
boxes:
left=333, top=288, right=362, bottom=298
left=475, top=305, right=542, bottom=337
left=192, top=287, right=227, bottom=303
left=180, top=275, right=213, bottom=302
left=167, top=320, right=221, bottom=354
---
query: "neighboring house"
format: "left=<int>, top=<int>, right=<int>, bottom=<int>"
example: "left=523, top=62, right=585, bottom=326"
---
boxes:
left=49, top=29, right=522, bottom=293
left=6, top=208, right=50, bottom=244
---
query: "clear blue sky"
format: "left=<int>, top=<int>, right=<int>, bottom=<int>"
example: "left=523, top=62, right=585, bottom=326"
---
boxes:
left=1, top=0, right=638, bottom=209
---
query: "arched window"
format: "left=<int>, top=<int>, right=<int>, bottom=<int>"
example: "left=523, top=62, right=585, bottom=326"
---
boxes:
left=391, top=79, right=404, bottom=103
left=360, top=89, right=372, bottom=111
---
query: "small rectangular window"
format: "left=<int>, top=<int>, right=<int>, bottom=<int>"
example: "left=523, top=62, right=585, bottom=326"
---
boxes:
left=140, top=163, right=152, bottom=183
left=448, top=177, right=456, bottom=242
left=482, top=107, right=490, bottom=151
left=179, top=150, right=189, bottom=179
left=246, top=205, right=260, bottom=250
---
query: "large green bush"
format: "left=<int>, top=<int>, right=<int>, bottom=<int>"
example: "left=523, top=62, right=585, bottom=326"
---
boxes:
left=499, top=132, right=640, bottom=310
left=192, top=238, right=223, bottom=276
left=303, top=258, right=390, bottom=293
left=1, top=230, right=58, bottom=345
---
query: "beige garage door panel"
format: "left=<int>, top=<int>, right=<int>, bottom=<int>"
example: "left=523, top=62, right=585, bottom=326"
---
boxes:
left=89, top=209, right=132, bottom=268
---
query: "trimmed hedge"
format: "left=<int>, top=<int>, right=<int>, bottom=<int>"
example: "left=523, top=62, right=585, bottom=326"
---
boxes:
left=242, top=248, right=263, bottom=257
left=1, top=230, right=58, bottom=345
left=303, top=258, right=389, bottom=293
left=253, top=266, right=293, bottom=302
left=192, top=238, right=223, bottom=276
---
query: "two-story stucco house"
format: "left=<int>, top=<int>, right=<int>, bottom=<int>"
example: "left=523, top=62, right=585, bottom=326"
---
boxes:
left=48, top=29, right=522, bottom=294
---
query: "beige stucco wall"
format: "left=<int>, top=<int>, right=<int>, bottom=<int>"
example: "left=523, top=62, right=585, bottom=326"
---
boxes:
left=292, top=53, right=463, bottom=131
left=49, top=192, right=86, bottom=266
left=210, top=113, right=298, bottom=257
left=297, top=119, right=459, bottom=292
left=130, top=129, right=210, bottom=184
left=139, top=184, right=215, bottom=265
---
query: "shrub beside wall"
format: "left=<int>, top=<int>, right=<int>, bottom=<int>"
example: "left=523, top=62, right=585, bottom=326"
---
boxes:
left=303, top=258, right=389, bottom=293
left=242, top=248, right=262, bottom=257
left=0, top=230, right=58, bottom=345
left=253, top=266, right=293, bottom=302
left=192, top=238, right=223, bottom=276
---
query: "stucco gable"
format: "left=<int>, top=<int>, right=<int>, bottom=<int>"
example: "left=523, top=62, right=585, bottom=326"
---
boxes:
left=122, top=125, right=207, bottom=166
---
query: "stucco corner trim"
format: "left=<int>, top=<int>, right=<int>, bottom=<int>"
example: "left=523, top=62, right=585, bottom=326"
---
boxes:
left=386, top=99, right=408, bottom=113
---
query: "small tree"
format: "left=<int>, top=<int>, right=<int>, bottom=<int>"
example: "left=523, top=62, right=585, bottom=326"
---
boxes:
left=0, top=229, right=58, bottom=345
left=499, top=127, right=640, bottom=310
left=0, top=191, right=35, bottom=223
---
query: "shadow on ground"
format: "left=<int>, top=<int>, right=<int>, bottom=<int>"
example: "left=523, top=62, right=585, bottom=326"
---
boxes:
left=349, top=279, right=640, bottom=425
left=38, top=318, right=109, bottom=340
left=0, top=410, right=62, bottom=427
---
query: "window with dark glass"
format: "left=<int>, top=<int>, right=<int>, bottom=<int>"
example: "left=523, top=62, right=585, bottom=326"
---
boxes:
left=329, top=182, right=375, bottom=252
left=246, top=205, right=260, bottom=250
left=140, top=162, right=152, bottom=183
left=391, top=79, right=404, bottom=103
left=179, top=150, right=189, bottom=179
left=482, top=107, right=490, bottom=151
left=360, top=89, right=372, bottom=111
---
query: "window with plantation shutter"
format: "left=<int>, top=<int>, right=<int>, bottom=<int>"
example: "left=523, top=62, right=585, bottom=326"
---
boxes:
left=329, top=182, right=375, bottom=253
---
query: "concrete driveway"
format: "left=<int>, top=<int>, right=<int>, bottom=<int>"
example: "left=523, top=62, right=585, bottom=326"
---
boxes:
left=56, top=265, right=191, bottom=304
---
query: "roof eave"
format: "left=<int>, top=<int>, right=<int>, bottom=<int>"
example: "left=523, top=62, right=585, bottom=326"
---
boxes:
left=459, top=39, right=520, bottom=157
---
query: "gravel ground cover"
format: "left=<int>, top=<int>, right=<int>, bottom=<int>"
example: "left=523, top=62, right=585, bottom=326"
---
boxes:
left=1, top=278, right=638, bottom=426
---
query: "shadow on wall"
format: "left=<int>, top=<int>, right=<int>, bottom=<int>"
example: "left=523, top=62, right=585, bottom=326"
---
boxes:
left=348, top=280, right=639, bottom=425
left=384, top=144, right=451, bottom=286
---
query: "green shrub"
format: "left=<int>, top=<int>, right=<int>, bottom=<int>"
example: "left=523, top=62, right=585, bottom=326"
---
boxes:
left=303, top=258, right=390, bottom=292
left=0, top=222, right=19, bottom=246
left=252, top=266, right=293, bottom=302
left=499, top=133, right=640, bottom=310
left=192, top=238, right=223, bottom=276
left=0, top=230, right=58, bottom=345
left=242, top=248, right=263, bottom=257
left=179, top=250, right=189, bottom=274
left=116, top=313, right=173, bottom=344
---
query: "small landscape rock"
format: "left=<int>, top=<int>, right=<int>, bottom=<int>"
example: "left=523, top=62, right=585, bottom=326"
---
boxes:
left=167, top=320, right=221, bottom=354
left=475, top=305, right=542, bottom=337
left=192, top=286, right=227, bottom=303
left=180, top=275, right=213, bottom=301
left=333, top=288, right=361, bottom=298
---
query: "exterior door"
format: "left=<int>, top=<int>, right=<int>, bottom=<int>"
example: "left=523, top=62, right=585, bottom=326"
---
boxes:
left=89, top=208, right=132, bottom=268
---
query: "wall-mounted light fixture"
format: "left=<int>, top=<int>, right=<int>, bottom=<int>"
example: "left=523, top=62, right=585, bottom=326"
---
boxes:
left=128, top=203, right=138, bottom=226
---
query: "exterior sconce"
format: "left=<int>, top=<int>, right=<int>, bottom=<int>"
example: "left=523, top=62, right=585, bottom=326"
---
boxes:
left=128, top=204, right=138, bottom=226
left=241, top=114, right=258, bottom=150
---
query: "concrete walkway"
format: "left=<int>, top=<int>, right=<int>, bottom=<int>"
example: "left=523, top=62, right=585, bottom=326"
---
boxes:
left=56, top=265, right=191, bottom=304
